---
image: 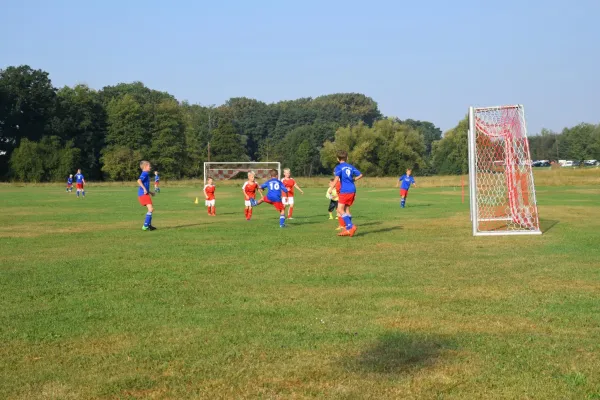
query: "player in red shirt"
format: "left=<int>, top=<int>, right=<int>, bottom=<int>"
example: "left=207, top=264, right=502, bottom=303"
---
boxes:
left=242, top=172, right=262, bottom=220
left=204, top=177, right=216, bottom=216
left=281, top=168, right=304, bottom=219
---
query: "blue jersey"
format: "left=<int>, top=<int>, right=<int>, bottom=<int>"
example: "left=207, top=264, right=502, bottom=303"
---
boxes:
left=334, top=162, right=361, bottom=194
left=67, top=177, right=73, bottom=185
left=75, top=173, right=84, bottom=184
left=260, top=178, right=288, bottom=202
left=154, top=174, right=159, bottom=183
left=138, top=171, right=150, bottom=196
left=399, top=175, right=415, bottom=190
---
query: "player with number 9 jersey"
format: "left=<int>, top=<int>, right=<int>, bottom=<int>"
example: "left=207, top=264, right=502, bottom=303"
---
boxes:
left=334, top=162, right=361, bottom=206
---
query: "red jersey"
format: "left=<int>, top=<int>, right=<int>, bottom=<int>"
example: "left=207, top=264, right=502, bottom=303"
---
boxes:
left=204, top=184, right=215, bottom=200
left=243, top=181, right=259, bottom=199
left=282, top=177, right=296, bottom=197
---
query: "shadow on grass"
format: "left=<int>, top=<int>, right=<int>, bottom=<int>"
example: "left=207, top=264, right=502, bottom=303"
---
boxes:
left=161, top=223, right=206, bottom=230
left=357, top=225, right=402, bottom=236
left=540, top=219, right=559, bottom=233
left=346, top=332, right=456, bottom=375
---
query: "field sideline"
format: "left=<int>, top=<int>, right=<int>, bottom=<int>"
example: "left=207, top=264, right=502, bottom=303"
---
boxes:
left=1, top=177, right=599, bottom=399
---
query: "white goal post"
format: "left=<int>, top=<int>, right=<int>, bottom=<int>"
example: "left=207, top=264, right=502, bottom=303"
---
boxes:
left=203, top=162, right=281, bottom=186
left=468, top=105, right=542, bottom=236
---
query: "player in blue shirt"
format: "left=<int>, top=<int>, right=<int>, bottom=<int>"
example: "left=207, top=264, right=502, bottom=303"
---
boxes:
left=137, top=160, right=156, bottom=231
left=255, top=169, right=288, bottom=227
left=154, top=170, right=161, bottom=193
left=332, top=150, right=363, bottom=237
left=397, top=168, right=416, bottom=208
left=74, top=169, right=86, bottom=198
left=66, top=174, right=73, bottom=193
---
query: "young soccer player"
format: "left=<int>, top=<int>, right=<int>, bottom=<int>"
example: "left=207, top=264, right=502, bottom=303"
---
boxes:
left=281, top=168, right=304, bottom=219
left=75, top=169, right=86, bottom=198
left=332, top=151, right=363, bottom=237
left=137, top=160, right=156, bottom=231
left=326, top=178, right=339, bottom=220
left=242, top=172, right=261, bottom=221
left=66, top=174, right=73, bottom=193
left=204, top=178, right=216, bottom=216
left=397, top=168, right=416, bottom=208
left=256, top=169, right=288, bottom=228
left=154, top=171, right=160, bottom=193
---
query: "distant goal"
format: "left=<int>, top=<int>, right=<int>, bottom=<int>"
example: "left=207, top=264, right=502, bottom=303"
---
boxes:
left=203, top=162, right=281, bottom=186
left=468, top=105, right=541, bottom=236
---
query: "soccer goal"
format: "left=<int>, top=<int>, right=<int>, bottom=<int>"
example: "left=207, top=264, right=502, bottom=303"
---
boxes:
left=468, top=105, right=541, bottom=236
left=203, top=162, right=281, bottom=186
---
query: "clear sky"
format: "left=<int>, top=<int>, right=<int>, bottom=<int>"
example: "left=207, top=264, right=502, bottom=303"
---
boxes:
left=1, top=0, right=599, bottom=134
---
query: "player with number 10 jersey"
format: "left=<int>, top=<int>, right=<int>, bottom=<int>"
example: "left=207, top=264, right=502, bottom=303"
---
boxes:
left=256, top=169, right=288, bottom=227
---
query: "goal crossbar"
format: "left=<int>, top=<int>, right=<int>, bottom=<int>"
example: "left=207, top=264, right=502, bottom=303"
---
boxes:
left=203, top=162, right=281, bottom=186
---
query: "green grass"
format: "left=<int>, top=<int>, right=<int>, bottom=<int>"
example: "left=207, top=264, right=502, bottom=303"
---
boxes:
left=1, top=182, right=599, bottom=399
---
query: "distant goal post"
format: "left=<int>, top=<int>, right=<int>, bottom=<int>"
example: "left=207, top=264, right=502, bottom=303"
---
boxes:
left=468, top=105, right=541, bottom=236
left=203, top=162, right=281, bottom=186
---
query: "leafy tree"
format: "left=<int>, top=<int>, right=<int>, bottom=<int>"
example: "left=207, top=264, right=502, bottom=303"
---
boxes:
left=209, top=123, right=249, bottom=162
left=0, top=65, right=56, bottom=176
left=105, top=94, right=148, bottom=151
left=9, top=136, right=80, bottom=182
left=148, top=100, right=186, bottom=178
left=101, top=146, right=143, bottom=181
left=431, top=117, right=469, bottom=175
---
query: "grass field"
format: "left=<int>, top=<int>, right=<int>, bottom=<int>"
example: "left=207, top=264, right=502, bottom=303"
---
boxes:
left=1, top=176, right=599, bottom=399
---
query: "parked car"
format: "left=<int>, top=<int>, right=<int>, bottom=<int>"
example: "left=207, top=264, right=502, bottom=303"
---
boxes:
left=561, top=161, right=574, bottom=167
left=584, top=160, right=599, bottom=166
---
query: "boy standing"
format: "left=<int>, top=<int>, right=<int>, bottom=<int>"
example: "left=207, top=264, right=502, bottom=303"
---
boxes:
left=397, top=168, right=416, bottom=208
left=66, top=174, right=73, bottom=193
left=75, top=169, right=86, bottom=198
left=242, top=172, right=261, bottom=221
left=154, top=171, right=161, bottom=193
left=281, top=168, right=304, bottom=219
left=137, top=161, right=156, bottom=231
left=256, top=169, right=288, bottom=228
left=204, top=178, right=216, bottom=216
left=326, top=178, right=339, bottom=220
left=332, top=151, right=363, bottom=237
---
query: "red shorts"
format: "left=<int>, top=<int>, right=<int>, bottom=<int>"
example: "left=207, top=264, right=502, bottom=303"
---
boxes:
left=76, top=183, right=84, bottom=189
left=338, top=193, right=356, bottom=206
left=264, top=198, right=284, bottom=212
left=400, top=189, right=409, bottom=198
left=67, top=184, right=72, bottom=188
left=155, top=181, right=159, bottom=186
left=138, top=194, right=153, bottom=206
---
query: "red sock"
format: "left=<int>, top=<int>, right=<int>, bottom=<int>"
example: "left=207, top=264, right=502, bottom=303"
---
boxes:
left=288, top=207, right=293, bottom=218
left=245, top=209, right=249, bottom=218
left=212, top=206, right=216, bottom=215
left=249, top=208, right=253, bottom=218
left=207, top=207, right=211, bottom=215
left=338, top=216, right=345, bottom=227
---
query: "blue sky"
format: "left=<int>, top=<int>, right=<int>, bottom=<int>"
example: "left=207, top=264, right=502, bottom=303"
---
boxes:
left=1, top=0, right=599, bottom=134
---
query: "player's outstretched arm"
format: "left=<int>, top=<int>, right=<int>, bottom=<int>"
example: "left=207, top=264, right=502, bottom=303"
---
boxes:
left=354, top=174, right=364, bottom=181
left=294, top=183, right=304, bottom=194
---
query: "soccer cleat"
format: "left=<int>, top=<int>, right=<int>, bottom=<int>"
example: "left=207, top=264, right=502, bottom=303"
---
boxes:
left=148, top=225, right=157, bottom=231
left=287, top=217, right=294, bottom=220
left=328, top=216, right=334, bottom=220
left=337, top=229, right=351, bottom=236
left=142, top=226, right=149, bottom=231
left=348, top=226, right=357, bottom=237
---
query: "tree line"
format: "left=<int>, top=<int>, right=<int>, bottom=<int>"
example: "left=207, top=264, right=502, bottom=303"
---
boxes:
left=1, top=65, right=598, bottom=182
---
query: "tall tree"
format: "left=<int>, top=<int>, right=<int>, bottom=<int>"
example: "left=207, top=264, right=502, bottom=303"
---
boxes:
left=209, top=123, right=248, bottom=162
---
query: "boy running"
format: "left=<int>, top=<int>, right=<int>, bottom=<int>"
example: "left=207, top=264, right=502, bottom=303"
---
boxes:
left=332, top=151, right=363, bottom=237
left=154, top=171, right=161, bottom=193
left=326, top=178, right=339, bottom=220
left=66, top=174, right=73, bottom=193
left=242, top=172, right=261, bottom=220
left=75, top=169, right=86, bottom=198
left=137, top=160, right=156, bottom=231
left=204, top=178, right=216, bottom=216
left=281, top=168, right=304, bottom=219
left=397, top=168, right=416, bottom=208
left=256, top=169, right=288, bottom=228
